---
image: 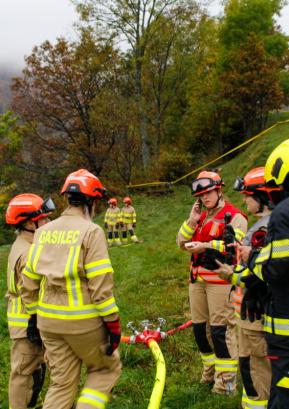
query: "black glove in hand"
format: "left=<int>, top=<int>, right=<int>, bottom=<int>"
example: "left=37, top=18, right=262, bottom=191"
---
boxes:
left=104, top=318, right=121, bottom=356
left=27, top=315, right=42, bottom=346
left=240, top=274, right=267, bottom=322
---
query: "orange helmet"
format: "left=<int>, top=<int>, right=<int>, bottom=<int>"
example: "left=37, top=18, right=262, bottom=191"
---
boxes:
left=191, top=171, right=224, bottom=197
left=123, top=196, right=132, bottom=205
left=61, top=169, right=107, bottom=199
left=108, top=198, right=117, bottom=206
left=6, top=194, right=55, bottom=225
left=234, top=167, right=280, bottom=207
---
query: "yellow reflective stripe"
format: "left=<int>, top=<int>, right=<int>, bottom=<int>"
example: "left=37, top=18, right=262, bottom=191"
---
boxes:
left=25, top=302, right=38, bottom=314
left=85, top=259, right=113, bottom=278
left=263, top=315, right=289, bottom=336
left=78, top=388, right=108, bottom=409
left=232, top=266, right=249, bottom=286
left=277, top=376, right=289, bottom=388
left=39, top=276, right=46, bottom=302
left=180, top=221, right=194, bottom=240
left=211, top=240, right=225, bottom=252
left=64, top=246, right=82, bottom=307
left=37, top=301, right=99, bottom=320
left=256, top=239, right=289, bottom=263
left=242, top=390, right=268, bottom=409
left=215, top=359, right=238, bottom=372
left=95, top=297, right=119, bottom=316
left=234, top=228, right=245, bottom=241
left=23, top=243, right=42, bottom=280
left=23, top=265, right=42, bottom=280
left=7, top=312, right=29, bottom=327
left=31, top=243, right=43, bottom=272
left=200, top=352, right=216, bottom=366
left=9, top=265, right=17, bottom=294
left=253, top=264, right=264, bottom=281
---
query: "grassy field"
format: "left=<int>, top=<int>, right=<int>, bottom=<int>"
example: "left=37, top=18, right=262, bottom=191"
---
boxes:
left=0, top=116, right=289, bottom=408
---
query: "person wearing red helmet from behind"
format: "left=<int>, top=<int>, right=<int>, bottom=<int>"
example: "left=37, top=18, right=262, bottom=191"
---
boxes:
left=120, top=197, right=138, bottom=244
left=104, top=198, right=122, bottom=247
left=6, top=193, right=55, bottom=409
left=20, top=169, right=121, bottom=409
left=177, top=170, right=247, bottom=395
left=215, top=167, right=282, bottom=409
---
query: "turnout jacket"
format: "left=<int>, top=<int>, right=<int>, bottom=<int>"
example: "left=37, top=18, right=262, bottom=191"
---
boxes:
left=104, top=207, right=121, bottom=226
left=249, top=197, right=289, bottom=355
left=177, top=199, right=247, bottom=283
left=20, top=206, right=119, bottom=335
left=6, top=231, right=33, bottom=339
left=121, top=205, right=136, bottom=225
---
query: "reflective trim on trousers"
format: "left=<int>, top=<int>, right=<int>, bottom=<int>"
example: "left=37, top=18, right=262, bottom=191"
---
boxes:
left=200, top=352, right=216, bottom=366
left=215, top=359, right=238, bottom=372
left=277, top=376, right=289, bottom=388
left=77, top=388, right=108, bottom=409
left=242, top=389, right=268, bottom=408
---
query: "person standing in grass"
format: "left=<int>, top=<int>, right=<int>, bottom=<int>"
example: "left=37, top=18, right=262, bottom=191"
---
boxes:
left=177, top=171, right=247, bottom=395
left=104, top=198, right=122, bottom=247
left=120, top=196, right=139, bottom=244
left=6, top=193, right=55, bottom=409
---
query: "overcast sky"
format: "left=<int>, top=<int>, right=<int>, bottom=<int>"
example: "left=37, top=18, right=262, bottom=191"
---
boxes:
left=0, top=0, right=289, bottom=70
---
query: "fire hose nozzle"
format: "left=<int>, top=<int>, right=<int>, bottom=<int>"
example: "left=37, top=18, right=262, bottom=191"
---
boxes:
left=127, top=321, right=140, bottom=335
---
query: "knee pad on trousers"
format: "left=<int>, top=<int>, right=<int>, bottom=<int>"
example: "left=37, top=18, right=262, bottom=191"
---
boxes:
left=129, top=229, right=134, bottom=236
left=239, top=357, right=258, bottom=397
left=211, top=325, right=231, bottom=358
left=122, top=231, right=127, bottom=239
left=193, top=322, right=213, bottom=353
left=28, top=363, right=46, bottom=408
left=108, top=232, right=113, bottom=239
left=114, top=231, right=119, bottom=238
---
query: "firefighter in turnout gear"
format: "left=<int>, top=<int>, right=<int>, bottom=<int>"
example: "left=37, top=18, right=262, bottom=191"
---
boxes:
left=246, top=140, right=289, bottom=409
left=177, top=171, right=247, bottom=395
left=20, top=169, right=122, bottom=409
left=120, top=197, right=138, bottom=244
left=104, top=198, right=122, bottom=246
left=6, top=193, right=55, bottom=409
left=215, top=167, right=281, bottom=409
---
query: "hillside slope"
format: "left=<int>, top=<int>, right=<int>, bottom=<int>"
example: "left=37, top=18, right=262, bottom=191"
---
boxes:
left=0, top=120, right=289, bottom=409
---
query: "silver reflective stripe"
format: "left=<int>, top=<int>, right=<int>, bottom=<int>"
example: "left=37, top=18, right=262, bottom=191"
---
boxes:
left=86, top=263, right=111, bottom=274
left=8, top=317, right=29, bottom=323
left=38, top=305, right=97, bottom=315
left=98, top=300, right=117, bottom=314
left=81, top=391, right=106, bottom=405
left=68, top=246, right=79, bottom=306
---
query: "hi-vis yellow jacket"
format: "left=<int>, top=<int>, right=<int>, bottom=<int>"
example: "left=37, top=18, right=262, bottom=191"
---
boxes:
left=121, top=205, right=136, bottom=225
left=6, top=231, right=32, bottom=339
left=20, top=206, right=119, bottom=335
left=104, top=207, right=121, bottom=226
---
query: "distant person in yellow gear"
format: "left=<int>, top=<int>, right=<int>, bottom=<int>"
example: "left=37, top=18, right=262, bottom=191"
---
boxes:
left=20, top=169, right=122, bottom=409
left=6, top=193, right=55, bottom=409
left=120, top=197, right=139, bottom=244
left=104, top=198, right=122, bottom=246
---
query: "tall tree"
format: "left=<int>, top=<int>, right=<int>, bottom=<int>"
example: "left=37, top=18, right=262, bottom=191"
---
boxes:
left=12, top=34, right=124, bottom=180
left=73, top=0, right=198, bottom=170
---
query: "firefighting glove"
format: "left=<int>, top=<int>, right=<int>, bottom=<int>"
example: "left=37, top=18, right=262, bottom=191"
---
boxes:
left=132, top=223, right=136, bottom=228
left=240, top=274, right=267, bottom=322
left=104, top=318, right=121, bottom=356
left=104, top=223, right=108, bottom=229
left=27, top=315, right=42, bottom=346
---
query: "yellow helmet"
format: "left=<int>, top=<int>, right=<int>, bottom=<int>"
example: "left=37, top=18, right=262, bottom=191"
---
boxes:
left=265, top=139, right=289, bottom=187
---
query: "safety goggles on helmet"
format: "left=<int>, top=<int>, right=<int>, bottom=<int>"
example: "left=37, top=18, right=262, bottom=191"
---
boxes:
left=17, top=197, right=56, bottom=221
left=191, top=178, right=222, bottom=196
left=233, top=176, right=267, bottom=194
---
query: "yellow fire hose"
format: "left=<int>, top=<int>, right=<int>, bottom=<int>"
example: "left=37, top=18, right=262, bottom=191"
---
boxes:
left=147, top=339, right=166, bottom=409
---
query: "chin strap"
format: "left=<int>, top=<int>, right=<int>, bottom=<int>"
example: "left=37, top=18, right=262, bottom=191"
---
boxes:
left=212, top=191, right=222, bottom=209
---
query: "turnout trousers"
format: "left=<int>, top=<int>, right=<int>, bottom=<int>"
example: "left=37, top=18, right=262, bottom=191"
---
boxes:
left=9, top=338, right=45, bottom=409
left=239, top=328, right=271, bottom=409
left=40, top=326, right=121, bottom=409
left=189, top=281, right=238, bottom=394
left=267, top=356, right=289, bottom=409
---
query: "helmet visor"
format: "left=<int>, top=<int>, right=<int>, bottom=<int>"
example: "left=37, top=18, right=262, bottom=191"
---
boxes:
left=233, top=177, right=245, bottom=192
left=191, top=178, right=216, bottom=195
left=42, top=197, right=56, bottom=213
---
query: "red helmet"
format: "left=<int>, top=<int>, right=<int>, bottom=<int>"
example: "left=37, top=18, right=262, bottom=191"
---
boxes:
left=191, top=171, right=224, bottom=197
left=123, top=196, right=132, bottom=205
left=6, top=194, right=55, bottom=225
left=61, top=169, right=106, bottom=199
left=234, top=167, right=280, bottom=207
left=108, top=198, right=117, bottom=206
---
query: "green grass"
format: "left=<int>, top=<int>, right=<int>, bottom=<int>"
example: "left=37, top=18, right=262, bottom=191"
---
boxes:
left=0, top=116, right=289, bottom=408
